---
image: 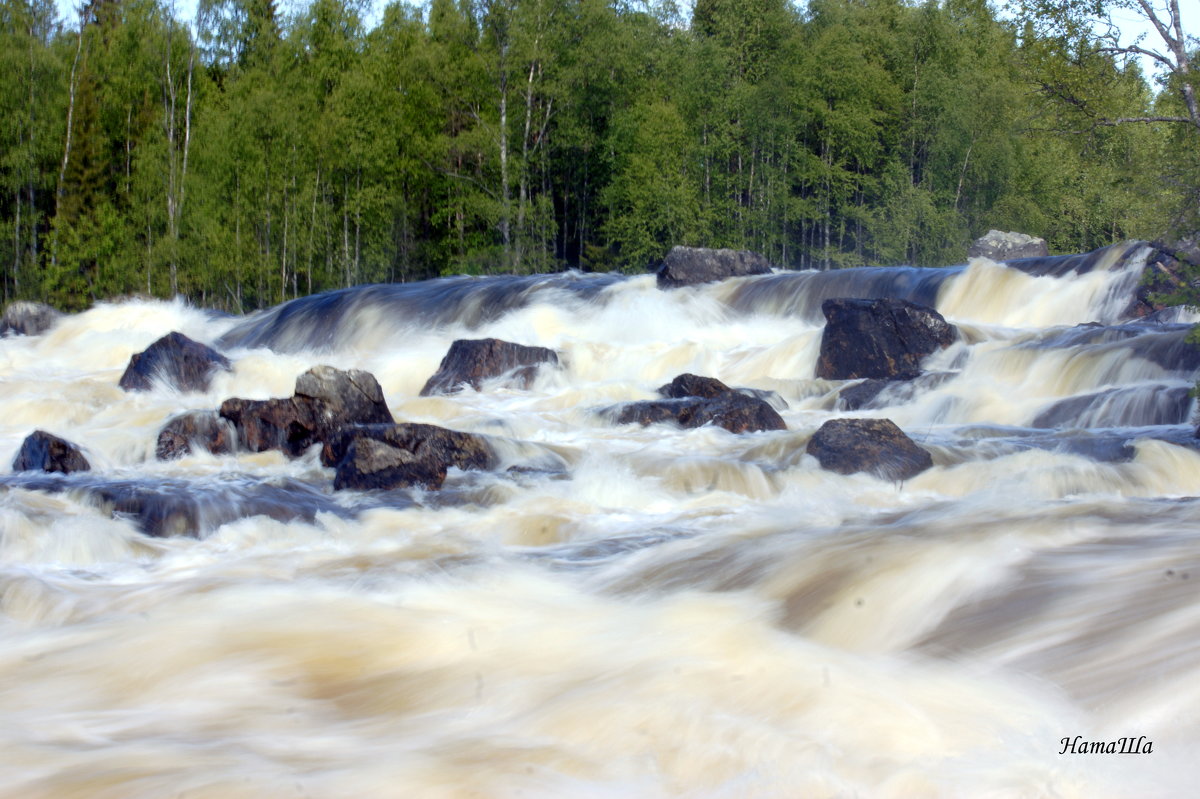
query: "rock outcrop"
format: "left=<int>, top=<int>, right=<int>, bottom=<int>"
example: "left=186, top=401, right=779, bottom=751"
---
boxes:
left=12, top=430, right=91, bottom=474
left=0, top=301, right=61, bottom=337
left=420, top=338, right=559, bottom=396
left=320, top=423, right=496, bottom=491
left=156, top=411, right=237, bottom=460
left=119, top=331, right=232, bottom=393
left=806, top=418, right=932, bottom=481
left=655, top=246, right=772, bottom=289
left=1127, top=236, right=1200, bottom=318
left=816, top=298, right=956, bottom=380
left=968, top=230, right=1049, bottom=261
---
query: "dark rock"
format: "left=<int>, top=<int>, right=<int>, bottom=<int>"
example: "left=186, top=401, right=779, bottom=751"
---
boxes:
left=806, top=418, right=932, bottom=481
left=156, top=411, right=236, bottom=460
left=1, top=301, right=61, bottom=337
left=968, top=230, right=1049, bottom=261
left=816, top=298, right=957, bottom=380
left=12, top=430, right=90, bottom=474
left=219, top=366, right=393, bottom=457
left=836, top=372, right=957, bottom=411
left=321, top=423, right=496, bottom=491
left=420, top=338, right=559, bottom=396
left=615, top=393, right=787, bottom=434
left=657, top=373, right=734, bottom=399
left=119, top=332, right=232, bottom=393
left=655, top=246, right=772, bottom=289
left=1126, top=237, right=1200, bottom=318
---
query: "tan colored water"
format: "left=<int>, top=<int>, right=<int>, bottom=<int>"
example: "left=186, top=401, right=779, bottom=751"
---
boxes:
left=1, top=244, right=1197, bottom=797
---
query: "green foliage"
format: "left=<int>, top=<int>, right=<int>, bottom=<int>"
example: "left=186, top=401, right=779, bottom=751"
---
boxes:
left=0, top=0, right=1192, bottom=312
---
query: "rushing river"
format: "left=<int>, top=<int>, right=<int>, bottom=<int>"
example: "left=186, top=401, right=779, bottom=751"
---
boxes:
left=2, top=242, right=1199, bottom=797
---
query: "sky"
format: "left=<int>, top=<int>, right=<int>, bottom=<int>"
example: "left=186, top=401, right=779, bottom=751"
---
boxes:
left=51, top=0, right=1199, bottom=87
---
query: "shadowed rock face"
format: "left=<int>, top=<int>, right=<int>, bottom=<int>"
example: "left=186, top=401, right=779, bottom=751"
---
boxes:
left=156, top=411, right=237, bottom=460
left=655, top=246, right=772, bottom=289
left=1, top=301, right=61, bottom=337
left=420, top=338, right=559, bottom=396
left=219, top=366, right=393, bottom=457
left=119, top=332, right=233, bottom=393
left=806, top=418, right=932, bottom=481
left=817, top=298, right=957, bottom=381
left=657, top=373, right=733, bottom=399
left=321, top=423, right=496, bottom=491
left=12, top=430, right=90, bottom=474
left=968, top=230, right=1049, bottom=261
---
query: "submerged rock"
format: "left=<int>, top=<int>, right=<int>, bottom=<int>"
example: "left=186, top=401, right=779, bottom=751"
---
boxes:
left=420, top=338, right=559, bottom=396
left=321, top=423, right=496, bottom=491
left=968, top=230, right=1049, bottom=261
left=220, top=365, right=394, bottom=457
left=655, top=246, right=772, bottom=289
left=816, top=298, right=957, bottom=380
left=0, top=301, right=61, bottom=337
left=12, top=430, right=90, bottom=474
left=806, top=418, right=932, bottom=480
left=119, top=331, right=232, bottom=393
left=156, top=411, right=237, bottom=460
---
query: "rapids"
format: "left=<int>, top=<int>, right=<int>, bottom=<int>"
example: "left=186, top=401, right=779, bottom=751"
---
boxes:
left=1, top=241, right=1198, bottom=797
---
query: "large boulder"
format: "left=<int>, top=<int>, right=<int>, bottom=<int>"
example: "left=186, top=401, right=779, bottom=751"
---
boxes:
left=220, top=365, right=394, bottom=457
left=1, top=301, right=61, bottom=337
left=816, top=298, right=957, bottom=381
left=420, top=338, right=559, bottom=396
left=155, top=410, right=237, bottom=460
left=321, top=423, right=496, bottom=491
left=119, top=331, right=232, bottom=393
left=657, top=373, right=734, bottom=399
left=12, top=430, right=90, bottom=474
left=806, top=418, right=932, bottom=481
left=655, top=246, right=772, bottom=289
left=968, top=230, right=1049, bottom=261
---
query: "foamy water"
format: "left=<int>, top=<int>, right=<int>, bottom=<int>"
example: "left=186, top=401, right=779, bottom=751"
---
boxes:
left=1, top=243, right=1198, bottom=797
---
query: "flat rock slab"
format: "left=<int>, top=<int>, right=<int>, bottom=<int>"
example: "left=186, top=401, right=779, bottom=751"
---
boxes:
left=817, top=298, right=957, bottom=380
left=119, top=331, right=232, bottom=393
left=12, top=430, right=90, bottom=474
left=806, top=418, right=932, bottom=481
left=655, top=246, right=772, bottom=289
left=420, top=338, right=559, bottom=396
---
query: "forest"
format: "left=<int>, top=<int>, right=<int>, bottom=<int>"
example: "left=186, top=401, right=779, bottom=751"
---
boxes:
left=0, top=0, right=1197, bottom=311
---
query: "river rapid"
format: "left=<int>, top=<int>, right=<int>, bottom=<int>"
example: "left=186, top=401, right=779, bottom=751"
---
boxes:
left=1, top=243, right=1199, bottom=797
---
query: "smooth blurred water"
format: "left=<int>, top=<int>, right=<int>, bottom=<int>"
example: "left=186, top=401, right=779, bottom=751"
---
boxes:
left=1, top=242, right=1197, bottom=797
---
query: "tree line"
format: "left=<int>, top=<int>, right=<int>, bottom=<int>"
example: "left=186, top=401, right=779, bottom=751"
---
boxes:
left=0, top=0, right=1195, bottom=311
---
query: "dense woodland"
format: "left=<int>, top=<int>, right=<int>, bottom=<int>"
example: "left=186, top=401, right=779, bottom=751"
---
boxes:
left=0, top=0, right=1197, bottom=311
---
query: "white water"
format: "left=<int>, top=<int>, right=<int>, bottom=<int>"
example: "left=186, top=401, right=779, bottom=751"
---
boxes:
left=2, top=244, right=1199, bottom=797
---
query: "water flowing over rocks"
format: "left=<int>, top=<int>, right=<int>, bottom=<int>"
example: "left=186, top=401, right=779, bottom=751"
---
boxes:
left=0, top=300, right=61, bottom=336
left=219, top=365, right=393, bottom=456
left=806, top=418, right=933, bottom=480
left=321, top=423, right=496, bottom=491
left=420, top=337, right=560, bottom=396
left=655, top=246, right=772, bottom=289
left=817, top=298, right=957, bottom=380
left=615, top=374, right=787, bottom=434
left=156, top=411, right=237, bottom=460
left=119, top=331, right=232, bottom=393
left=968, top=230, right=1049, bottom=261
left=11, top=430, right=91, bottom=474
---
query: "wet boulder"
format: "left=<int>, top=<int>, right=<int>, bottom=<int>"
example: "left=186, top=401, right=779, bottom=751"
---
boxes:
left=968, top=230, right=1049, bottom=261
left=806, top=418, right=932, bottom=481
left=119, top=331, right=232, bottom=393
left=156, top=411, right=237, bottom=460
left=420, top=338, right=559, bottom=396
left=1, top=301, right=61, bottom=337
left=615, top=392, right=787, bottom=434
left=1126, top=236, right=1200, bottom=318
left=321, top=423, right=496, bottom=491
left=220, top=365, right=393, bottom=457
left=12, top=430, right=90, bottom=474
left=657, top=373, right=734, bottom=399
left=817, top=298, right=957, bottom=381
left=655, top=246, right=772, bottom=289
